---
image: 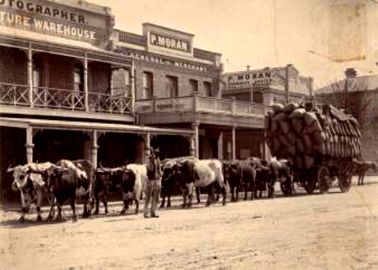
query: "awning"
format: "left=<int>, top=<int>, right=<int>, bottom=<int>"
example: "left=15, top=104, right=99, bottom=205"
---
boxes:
left=0, top=117, right=194, bottom=136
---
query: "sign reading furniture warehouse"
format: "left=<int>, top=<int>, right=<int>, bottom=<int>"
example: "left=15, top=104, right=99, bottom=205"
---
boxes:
left=0, top=0, right=111, bottom=44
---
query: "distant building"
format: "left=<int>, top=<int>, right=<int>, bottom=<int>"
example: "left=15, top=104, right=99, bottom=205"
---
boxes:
left=221, top=64, right=313, bottom=105
left=316, top=74, right=378, bottom=162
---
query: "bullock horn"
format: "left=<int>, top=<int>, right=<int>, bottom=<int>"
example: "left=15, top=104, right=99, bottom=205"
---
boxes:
left=6, top=164, right=15, bottom=173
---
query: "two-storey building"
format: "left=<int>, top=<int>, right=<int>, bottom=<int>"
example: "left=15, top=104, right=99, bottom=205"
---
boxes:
left=113, top=24, right=269, bottom=161
left=0, top=0, right=193, bottom=202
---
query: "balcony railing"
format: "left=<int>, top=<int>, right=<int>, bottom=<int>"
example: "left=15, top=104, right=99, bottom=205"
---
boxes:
left=34, top=87, right=85, bottom=110
left=0, top=83, right=29, bottom=107
left=135, top=95, right=267, bottom=117
left=0, top=82, right=133, bottom=115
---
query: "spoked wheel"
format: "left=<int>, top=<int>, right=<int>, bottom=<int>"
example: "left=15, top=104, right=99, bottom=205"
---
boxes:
left=280, top=176, right=294, bottom=196
left=301, top=175, right=317, bottom=194
left=338, top=159, right=353, bottom=193
left=317, top=166, right=331, bottom=194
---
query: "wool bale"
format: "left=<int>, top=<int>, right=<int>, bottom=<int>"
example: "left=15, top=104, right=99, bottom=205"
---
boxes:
left=329, top=123, right=336, bottom=136
left=304, top=155, right=314, bottom=170
left=271, top=103, right=284, bottom=115
left=295, top=155, right=304, bottom=170
left=346, top=120, right=357, bottom=137
left=279, top=133, right=290, bottom=146
left=304, top=112, right=317, bottom=126
left=291, top=118, right=304, bottom=134
left=303, top=135, right=313, bottom=154
left=273, top=137, right=281, bottom=151
left=279, top=121, right=291, bottom=134
left=273, top=112, right=288, bottom=122
left=271, top=120, right=278, bottom=132
left=324, top=141, right=329, bottom=156
left=312, top=131, right=323, bottom=146
left=286, top=131, right=297, bottom=145
left=283, top=102, right=299, bottom=114
left=289, top=108, right=306, bottom=119
left=287, top=144, right=296, bottom=156
left=307, top=120, right=323, bottom=134
left=342, top=122, right=351, bottom=136
left=296, top=138, right=305, bottom=153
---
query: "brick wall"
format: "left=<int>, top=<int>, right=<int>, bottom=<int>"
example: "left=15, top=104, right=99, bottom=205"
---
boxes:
left=134, top=60, right=219, bottom=100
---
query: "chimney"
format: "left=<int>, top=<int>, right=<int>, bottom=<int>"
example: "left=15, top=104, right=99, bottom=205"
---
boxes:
left=246, top=65, right=250, bottom=71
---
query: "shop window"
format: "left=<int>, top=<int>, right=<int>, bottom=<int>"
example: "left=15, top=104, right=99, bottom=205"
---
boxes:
left=111, top=68, right=130, bottom=96
left=189, top=79, right=198, bottom=93
left=203, top=81, right=212, bottom=97
left=73, top=65, right=83, bottom=92
left=166, top=75, right=178, bottom=97
left=143, top=71, right=153, bottom=99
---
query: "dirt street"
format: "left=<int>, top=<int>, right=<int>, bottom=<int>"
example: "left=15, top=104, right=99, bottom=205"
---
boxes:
left=1, top=176, right=378, bottom=270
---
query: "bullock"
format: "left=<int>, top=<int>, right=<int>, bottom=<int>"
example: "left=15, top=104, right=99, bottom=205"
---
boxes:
left=223, top=159, right=256, bottom=202
left=7, top=162, right=58, bottom=222
left=123, top=164, right=146, bottom=214
left=45, top=159, right=95, bottom=221
left=94, top=166, right=125, bottom=215
left=160, top=160, right=179, bottom=208
left=353, top=158, right=378, bottom=185
left=95, top=164, right=145, bottom=215
left=178, top=158, right=227, bottom=207
left=266, top=158, right=293, bottom=198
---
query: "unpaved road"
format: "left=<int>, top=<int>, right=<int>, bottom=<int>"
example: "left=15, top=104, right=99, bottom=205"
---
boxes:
left=1, top=176, right=378, bottom=270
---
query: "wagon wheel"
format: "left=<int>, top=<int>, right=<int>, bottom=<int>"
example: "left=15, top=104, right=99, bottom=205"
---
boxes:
left=280, top=176, right=294, bottom=196
left=317, top=166, right=331, bottom=194
left=338, top=159, right=353, bottom=193
left=301, top=174, right=317, bottom=194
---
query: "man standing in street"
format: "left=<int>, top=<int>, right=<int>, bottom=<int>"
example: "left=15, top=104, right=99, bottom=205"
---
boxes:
left=144, top=147, right=162, bottom=218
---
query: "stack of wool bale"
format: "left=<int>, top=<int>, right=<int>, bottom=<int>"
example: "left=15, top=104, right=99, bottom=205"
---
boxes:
left=265, top=102, right=361, bottom=170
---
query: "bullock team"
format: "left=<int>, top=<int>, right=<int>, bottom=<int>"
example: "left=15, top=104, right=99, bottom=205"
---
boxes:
left=6, top=154, right=303, bottom=222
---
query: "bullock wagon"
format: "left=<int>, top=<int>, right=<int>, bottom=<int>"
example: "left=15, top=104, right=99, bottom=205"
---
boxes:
left=266, top=102, right=361, bottom=195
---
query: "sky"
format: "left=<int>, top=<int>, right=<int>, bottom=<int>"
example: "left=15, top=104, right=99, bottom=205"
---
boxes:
left=88, top=0, right=378, bottom=89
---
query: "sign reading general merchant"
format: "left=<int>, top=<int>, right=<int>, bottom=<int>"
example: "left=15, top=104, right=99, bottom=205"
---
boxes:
left=0, top=0, right=110, bottom=44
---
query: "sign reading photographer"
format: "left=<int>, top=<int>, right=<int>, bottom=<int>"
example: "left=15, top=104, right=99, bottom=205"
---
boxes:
left=0, top=0, right=110, bottom=44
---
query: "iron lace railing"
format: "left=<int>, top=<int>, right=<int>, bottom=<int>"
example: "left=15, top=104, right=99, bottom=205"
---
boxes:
left=0, top=82, right=133, bottom=115
left=135, top=95, right=266, bottom=117
left=0, top=83, right=29, bottom=106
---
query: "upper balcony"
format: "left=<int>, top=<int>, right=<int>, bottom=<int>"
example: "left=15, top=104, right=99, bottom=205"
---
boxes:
left=0, top=82, right=134, bottom=122
left=135, top=94, right=268, bottom=129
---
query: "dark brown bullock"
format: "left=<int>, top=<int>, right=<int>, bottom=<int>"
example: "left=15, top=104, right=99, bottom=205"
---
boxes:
left=46, top=159, right=95, bottom=221
left=95, top=164, right=144, bottom=215
left=223, top=160, right=256, bottom=202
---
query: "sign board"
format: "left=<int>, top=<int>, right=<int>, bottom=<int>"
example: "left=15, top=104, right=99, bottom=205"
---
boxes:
left=143, top=23, right=194, bottom=58
left=0, top=0, right=111, bottom=45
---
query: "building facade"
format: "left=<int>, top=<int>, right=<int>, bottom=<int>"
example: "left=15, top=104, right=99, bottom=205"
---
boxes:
left=112, top=24, right=269, bottom=161
left=0, top=0, right=194, bottom=203
left=221, top=65, right=313, bottom=105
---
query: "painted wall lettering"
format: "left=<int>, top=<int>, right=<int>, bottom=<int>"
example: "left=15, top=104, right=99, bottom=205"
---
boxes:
left=150, top=32, right=189, bottom=52
left=0, top=11, right=96, bottom=40
left=0, top=0, right=86, bottom=23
